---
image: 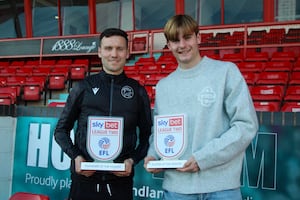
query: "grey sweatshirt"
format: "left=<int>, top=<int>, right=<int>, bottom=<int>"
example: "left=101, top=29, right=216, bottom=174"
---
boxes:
left=147, top=56, right=259, bottom=194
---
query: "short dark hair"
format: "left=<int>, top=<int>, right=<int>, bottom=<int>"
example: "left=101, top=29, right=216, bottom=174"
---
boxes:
left=99, top=28, right=128, bottom=47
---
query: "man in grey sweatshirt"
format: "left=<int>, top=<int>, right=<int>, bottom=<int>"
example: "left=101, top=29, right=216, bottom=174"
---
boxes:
left=144, top=14, right=259, bottom=200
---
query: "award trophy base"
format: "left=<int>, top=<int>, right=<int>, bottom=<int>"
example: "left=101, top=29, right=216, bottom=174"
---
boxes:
left=81, top=162, right=125, bottom=171
left=147, top=160, right=187, bottom=169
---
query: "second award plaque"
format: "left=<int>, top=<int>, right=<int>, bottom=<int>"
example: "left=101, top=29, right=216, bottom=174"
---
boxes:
left=147, top=114, right=187, bottom=169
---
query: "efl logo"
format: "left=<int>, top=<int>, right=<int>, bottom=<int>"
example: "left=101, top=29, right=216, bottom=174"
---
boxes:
left=105, top=121, right=119, bottom=129
left=169, top=118, right=182, bottom=126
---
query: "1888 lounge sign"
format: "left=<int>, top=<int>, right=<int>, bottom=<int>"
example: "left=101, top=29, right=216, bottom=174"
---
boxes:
left=42, top=36, right=99, bottom=55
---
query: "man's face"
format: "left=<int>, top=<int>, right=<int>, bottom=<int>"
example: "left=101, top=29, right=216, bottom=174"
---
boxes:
left=98, top=35, right=129, bottom=75
left=167, top=29, right=201, bottom=69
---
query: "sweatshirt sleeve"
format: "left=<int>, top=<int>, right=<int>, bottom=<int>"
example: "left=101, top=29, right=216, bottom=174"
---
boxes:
left=194, top=62, right=259, bottom=171
left=54, top=82, right=84, bottom=160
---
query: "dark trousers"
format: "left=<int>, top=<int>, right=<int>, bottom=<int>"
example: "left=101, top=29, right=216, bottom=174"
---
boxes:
left=68, top=175, right=133, bottom=200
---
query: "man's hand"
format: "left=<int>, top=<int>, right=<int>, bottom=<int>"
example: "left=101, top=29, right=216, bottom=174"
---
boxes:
left=113, top=158, right=134, bottom=177
left=143, top=156, right=163, bottom=174
left=176, top=156, right=200, bottom=172
left=75, top=155, right=96, bottom=177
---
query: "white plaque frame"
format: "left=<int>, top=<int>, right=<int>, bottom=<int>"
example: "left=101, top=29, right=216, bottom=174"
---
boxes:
left=147, top=114, right=187, bottom=168
left=81, top=116, right=125, bottom=171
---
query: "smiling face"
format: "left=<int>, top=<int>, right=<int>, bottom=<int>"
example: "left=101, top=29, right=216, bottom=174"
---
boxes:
left=164, top=15, right=202, bottom=69
left=167, top=29, right=201, bottom=69
left=98, top=35, right=129, bottom=75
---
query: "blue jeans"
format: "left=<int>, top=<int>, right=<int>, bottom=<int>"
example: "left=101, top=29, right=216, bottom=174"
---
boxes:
left=163, top=188, right=242, bottom=200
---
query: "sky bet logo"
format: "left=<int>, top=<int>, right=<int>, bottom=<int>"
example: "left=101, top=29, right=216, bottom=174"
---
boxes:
left=105, top=121, right=119, bottom=129
left=158, top=117, right=182, bottom=127
left=92, top=121, right=119, bottom=129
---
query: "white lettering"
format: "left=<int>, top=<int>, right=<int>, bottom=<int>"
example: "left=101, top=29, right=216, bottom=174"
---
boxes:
left=27, top=123, right=50, bottom=168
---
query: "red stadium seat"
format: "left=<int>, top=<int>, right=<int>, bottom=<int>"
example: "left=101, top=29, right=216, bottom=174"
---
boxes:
left=0, top=68, right=16, bottom=77
left=135, top=57, right=156, bottom=66
left=70, top=66, right=86, bottom=80
left=144, top=74, right=166, bottom=86
left=289, top=72, right=300, bottom=85
left=48, top=101, right=66, bottom=107
left=156, top=54, right=177, bottom=67
left=254, top=101, right=280, bottom=112
left=161, top=63, right=177, bottom=74
left=263, top=61, right=293, bottom=72
left=284, top=86, right=300, bottom=101
left=271, top=51, right=296, bottom=62
left=23, top=85, right=42, bottom=102
left=244, top=51, right=269, bottom=62
left=238, top=62, right=265, bottom=73
left=256, top=71, right=289, bottom=86
left=222, top=53, right=244, bottom=63
left=9, top=192, right=49, bottom=200
left=241, top=72, right=257, bottom=85
left=0, top=87, right=18, bottom=104
left=281, top=102, right=300, bottom=112
left=32, top=67, right=51, bottom=77
left=139, top=64, right=160, bottom=74
left=124, top=65, right=139, bottom=75
left=0, top=77, right=7, bottom=87
left=251, top=85, right=284, bottom=102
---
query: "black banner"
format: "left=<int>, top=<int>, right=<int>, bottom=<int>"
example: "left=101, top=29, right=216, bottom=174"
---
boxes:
left=42, top=36, right=99, bottom=55
left=0, top=39, right=41, bottom=57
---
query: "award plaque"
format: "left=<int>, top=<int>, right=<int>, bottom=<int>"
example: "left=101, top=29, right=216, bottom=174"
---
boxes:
left=147, top=114, right=187, bottom=169
left=81, top=116, right=125, bottom=171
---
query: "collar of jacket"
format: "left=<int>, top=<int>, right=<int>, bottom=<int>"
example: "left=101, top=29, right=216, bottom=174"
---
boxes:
left=99, top=70, right=127, bottom=84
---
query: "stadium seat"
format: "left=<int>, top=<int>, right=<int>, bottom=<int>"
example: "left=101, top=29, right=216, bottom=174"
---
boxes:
left=156, top=54, right=177, bottom=67
left=32, top=67, right=51, bottom=77
left=0, top=87, right=17, bottom=104
left=48, top=101, right=66, bottom=107
left=293, top=59, right=300, bottom=71
left=0, top=77, right=7, bottom=87
left=238, top=62, right=265, bottom=73
left=0, top=68, right=16, bottom=77
left=260, top=47, right=279, bottom=58
left=161, top=63, right=177, bottom=74
left=15, top=67, right=34, bottom=77
left=139, top=64, right=160, bottom=74
left=22, top=85, right=42, bottom=102
left=222, top=53, right=244, bottom=63
left=124, top=65, right=139, bottom=75
left=10, top=60, right=25, bottom=68
left=70, top=66, right=86, bottom=80
left=251, top=85, right=284, bottom=102
left=289, top=71, right=300, bottom=85
left=254, top=101, right=280, bottom=112
left=135, top=56, right=156, bottom=66
left=263, top=61, right=293, bottom=72
left=281, top=102, right=300, bottom=112
left=256, top=71, right=289, bottom=86
left=72, top=59, right=89, bottom=72
left=244, top=51, right=269, bottom=62
left=9, top=192, right=49, bottom=200
left=241, top=72, right=257, bottom=85
left=271, top=51, right=296, bottom=62
left=284, top=86, right=300, bottom=101
left=144, top=74, right=166, bottom=86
